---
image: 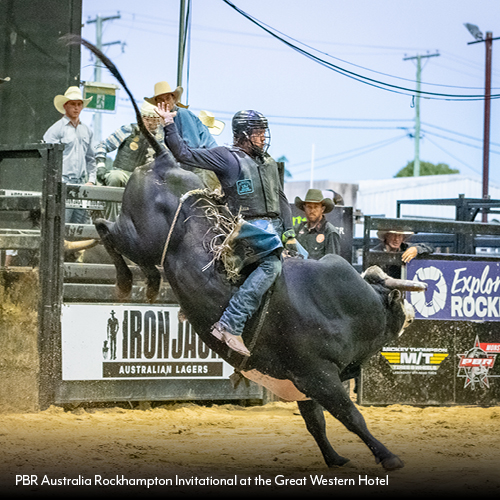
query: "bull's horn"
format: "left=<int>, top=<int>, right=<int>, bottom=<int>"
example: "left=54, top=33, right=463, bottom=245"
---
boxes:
left=64, top=239, right=99, bottom=252
left=384, top=277, right=427, bottom=292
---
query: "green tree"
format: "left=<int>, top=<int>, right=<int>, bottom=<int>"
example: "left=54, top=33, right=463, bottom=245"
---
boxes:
left=395, top=160, right=459, bottom=177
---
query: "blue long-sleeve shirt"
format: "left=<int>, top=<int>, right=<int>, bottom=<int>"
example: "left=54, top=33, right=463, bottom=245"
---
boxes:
left=43, top=116, right=96, bottom=184
left=174, top=107, right=217, bottom=149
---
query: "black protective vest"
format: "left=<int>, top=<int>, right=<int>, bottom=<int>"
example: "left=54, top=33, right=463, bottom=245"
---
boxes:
left=112, top=126, right=151, bottom=172
left=224, top=149, right=281, bottom=218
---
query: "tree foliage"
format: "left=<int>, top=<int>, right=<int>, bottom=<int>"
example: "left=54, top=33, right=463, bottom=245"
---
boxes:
left=277, top=155, right=293, bottom=179
left=394, top=160, right=459, bottom=177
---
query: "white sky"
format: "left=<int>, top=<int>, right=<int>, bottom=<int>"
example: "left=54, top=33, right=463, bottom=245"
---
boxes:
left=81, top=0, right=500, bottom=189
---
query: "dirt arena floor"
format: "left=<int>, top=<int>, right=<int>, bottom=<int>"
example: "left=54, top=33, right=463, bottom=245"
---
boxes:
left=1, top=400, right=499, bottom=498
left=1, top=274, right=499, bottom=497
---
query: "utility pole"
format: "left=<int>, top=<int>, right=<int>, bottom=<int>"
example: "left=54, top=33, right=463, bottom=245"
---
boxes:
left=86, top=13, right=121, bottom=142
left=403, top=52, right=440, bottom=176
left=465, top=25, right=500, bottom=221
left=177, top=0, right=187, bottom=88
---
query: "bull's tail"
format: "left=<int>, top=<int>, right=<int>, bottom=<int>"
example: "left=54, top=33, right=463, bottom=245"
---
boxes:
left=61, top=34, right=163, bottom=158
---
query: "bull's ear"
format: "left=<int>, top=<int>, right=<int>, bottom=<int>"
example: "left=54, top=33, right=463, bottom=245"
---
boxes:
left=388, top=289, right=402, bottom=305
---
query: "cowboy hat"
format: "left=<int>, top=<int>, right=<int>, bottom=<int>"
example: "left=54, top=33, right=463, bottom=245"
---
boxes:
left=144, top=81, right=183, bottom=106
left=294, top=188, right=335, bottom=213
left=198, top=110, right=225, bottom=135
left=377, top=230, right=414, bottom=241
left=54, top=86, right=92, bottom=114
left=0, top=76, right=11, bottom=84
left=140, top=101, right=159, bottom=117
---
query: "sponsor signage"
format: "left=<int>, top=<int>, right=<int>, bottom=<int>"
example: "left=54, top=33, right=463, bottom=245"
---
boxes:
left=0, top=189, right=39, bottom=196
left=65, top=199, right=106, bottom=210
left=380, top=347, right=449, bottom=375
left=61, top=304, right=233, bottom=381
left=407, top=260, right=500, bottom=322
left=457, top=336, right=500, bottom=389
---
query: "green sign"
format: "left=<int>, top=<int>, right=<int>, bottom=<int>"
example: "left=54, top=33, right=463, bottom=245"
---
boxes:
left=83, top=83, right=118, bottom=111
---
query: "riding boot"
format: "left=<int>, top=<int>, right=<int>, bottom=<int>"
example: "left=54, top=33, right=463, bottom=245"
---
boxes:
left=211, top=322, right=250, bottom=357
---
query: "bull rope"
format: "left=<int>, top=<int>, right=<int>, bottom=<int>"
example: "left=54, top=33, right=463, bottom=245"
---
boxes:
left=159, top=188, right=232, bottom=270
left=159, top=192, right=192, bottom=269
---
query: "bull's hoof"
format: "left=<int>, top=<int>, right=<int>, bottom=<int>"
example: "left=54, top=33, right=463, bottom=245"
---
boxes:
left=146, top=288, right=159, bottom=304
left=115, top=285, right=132, bottom=303
left=327, top=456, right=350, bottom=468
left=380, top=456, right=404, bottom=471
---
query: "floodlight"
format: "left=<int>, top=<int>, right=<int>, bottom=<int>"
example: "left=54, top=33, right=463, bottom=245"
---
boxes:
left=464, top=23, right=484, bottom=41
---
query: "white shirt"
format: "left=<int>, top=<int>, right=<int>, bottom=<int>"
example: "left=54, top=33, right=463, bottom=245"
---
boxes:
left=43, top=116, right=96, bottom=184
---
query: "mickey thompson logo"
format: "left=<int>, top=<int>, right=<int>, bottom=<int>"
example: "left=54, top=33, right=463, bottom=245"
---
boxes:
left=381, top=347, right=449, bottom=374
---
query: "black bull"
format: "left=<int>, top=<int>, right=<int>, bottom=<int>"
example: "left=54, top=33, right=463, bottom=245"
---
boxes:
left=70, top=36, right=425, bottom=471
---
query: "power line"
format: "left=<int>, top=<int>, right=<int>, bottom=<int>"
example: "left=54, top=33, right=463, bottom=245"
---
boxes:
left=290, top=134, right=408, bottom=175
left=422, top=122, right=500, bottom=148
left=222, top=0, right=500, bottom=101
left=288, top=135, right=408, bottom=168
left=424, top=136, right=482, bottom=176
left=421, top=129, right=500, bottom=155
left=270, top=121, right=408, bottom=130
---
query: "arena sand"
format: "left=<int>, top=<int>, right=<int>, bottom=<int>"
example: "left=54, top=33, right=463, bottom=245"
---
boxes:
left=0, top=400, right=499, bottom=497
left=1, top=274, right=499, bottom=497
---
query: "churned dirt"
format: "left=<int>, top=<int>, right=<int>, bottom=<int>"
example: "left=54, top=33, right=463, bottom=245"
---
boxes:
left=1, top=273, right=499, bottom=497
left=0, top=400, right=499, bottom=497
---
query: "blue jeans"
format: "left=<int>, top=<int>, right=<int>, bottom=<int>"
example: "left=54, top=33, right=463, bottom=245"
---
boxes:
left=220, top=252, right=281, bottom=336
left=63, top=175, right=90, bottom=224
left=219, top=217, right=284, bottom=337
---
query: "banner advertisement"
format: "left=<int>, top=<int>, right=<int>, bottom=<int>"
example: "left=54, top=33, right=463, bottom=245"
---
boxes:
left=407, top=259, right=500, bottom=322
left=361, top=258, right=500, bottom=405
left=61, top=304, right=233, bottom=381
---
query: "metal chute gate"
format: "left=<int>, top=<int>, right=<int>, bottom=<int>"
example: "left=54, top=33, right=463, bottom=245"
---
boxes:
left=0, top=144, right=265, bottom=410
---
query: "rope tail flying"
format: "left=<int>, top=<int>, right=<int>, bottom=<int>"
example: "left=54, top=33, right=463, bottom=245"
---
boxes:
left=60, top=34, right=163, bottom=158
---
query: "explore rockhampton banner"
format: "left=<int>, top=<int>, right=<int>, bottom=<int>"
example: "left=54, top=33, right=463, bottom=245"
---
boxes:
left=61, top=304, right=233, bottom=381
left=407, top=259, right=500, bottom=322
left=359, top=258, right=500, bottom=406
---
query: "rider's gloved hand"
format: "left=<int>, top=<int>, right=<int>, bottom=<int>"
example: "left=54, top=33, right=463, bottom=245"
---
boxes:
left=285, top=237, right=303, bottom=258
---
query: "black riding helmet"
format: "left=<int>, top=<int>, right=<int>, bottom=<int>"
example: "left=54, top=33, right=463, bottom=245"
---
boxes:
left=232, top=110, right=271, bottom=156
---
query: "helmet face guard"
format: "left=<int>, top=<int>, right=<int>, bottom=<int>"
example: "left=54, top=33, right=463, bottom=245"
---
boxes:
left=232, top=110, right=271, bottom=156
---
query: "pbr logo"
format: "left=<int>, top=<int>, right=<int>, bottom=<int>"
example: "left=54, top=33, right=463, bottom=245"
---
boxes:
left=457, top=336, right=499, bottom=390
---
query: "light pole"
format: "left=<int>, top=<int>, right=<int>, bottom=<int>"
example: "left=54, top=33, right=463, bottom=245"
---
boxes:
left=464, top=23, right=500, bottom=221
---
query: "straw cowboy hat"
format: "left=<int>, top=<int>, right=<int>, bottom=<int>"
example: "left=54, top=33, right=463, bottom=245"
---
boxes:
left=54, top=86, right=92, bottom=114
left=294, top=188, right=335, bottom=213
left=198, top=110, right=225, bottom=135
left=139, top=101, right=159, bottom=117
left=377, top=229, right=414, bottom=241
left=144, top=81, right=183, bottom=106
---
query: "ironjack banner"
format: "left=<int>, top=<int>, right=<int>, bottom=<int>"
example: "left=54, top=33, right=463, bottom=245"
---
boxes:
left=61, top=304, right=233, bottom=381
left=407, top=259, right=500, bottom=322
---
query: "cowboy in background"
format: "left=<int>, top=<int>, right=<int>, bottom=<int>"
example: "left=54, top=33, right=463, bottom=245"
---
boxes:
left=43, top=86, right=96, bottom=224
left=372, top=229, right=434, bottom=278
left=294, top=188, right=342, bottom=260
left=95, top=101, right=166, bottom=221
left=145, top=81, right=220, bottom=191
